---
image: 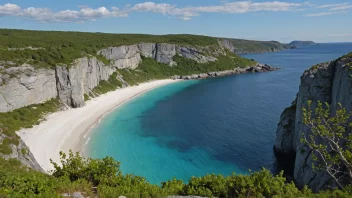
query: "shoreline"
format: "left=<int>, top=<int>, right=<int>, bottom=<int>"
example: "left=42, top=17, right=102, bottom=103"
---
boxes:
left=17, top=79, right=180, bottom=172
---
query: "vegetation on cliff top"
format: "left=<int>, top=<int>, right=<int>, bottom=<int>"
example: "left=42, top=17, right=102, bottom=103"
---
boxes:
left=0, top=29, right=283, bottom=69
left=118, top=55, right=255, bottom=86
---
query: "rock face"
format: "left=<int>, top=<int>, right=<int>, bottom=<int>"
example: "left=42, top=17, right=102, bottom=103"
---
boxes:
left=177, top=46, right=217, bottom=63
left=274, top=55, right=352, bottom=191
left=0, top=133, right=43, bottom=172
left=0, top=41, right=229, bottom=113
left=56, top=57, right=115, bottom=108
left=0, top=68, right=57, bottom=112
left=218, top=39, right=236, bottom=53
left=99, top=42, right=219, bottom=68
left=138, top=43, right=156, bottom=58
left=98, top=45, right=142, bottom=69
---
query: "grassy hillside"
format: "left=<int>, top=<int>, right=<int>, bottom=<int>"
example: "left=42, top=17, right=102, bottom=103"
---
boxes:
left=0, top=29, right=285, bottom=69
left=230, top=39, right=289, bottom=54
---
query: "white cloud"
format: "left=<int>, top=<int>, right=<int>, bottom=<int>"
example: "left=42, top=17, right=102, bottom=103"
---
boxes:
left=132, top=2, right=175, bottom=14
left=131, top=1, right=305, bottom=20
left=330, top=4, right=352, bottom=11
left=0, top=1, right=335, bottom=22
left=0, top=3, right=128, bottom=23
left=304, top=11, right=345, bottom=17
left=0, top=3, right=21, bottom=16
left=316, top=3, right=349, bottom=9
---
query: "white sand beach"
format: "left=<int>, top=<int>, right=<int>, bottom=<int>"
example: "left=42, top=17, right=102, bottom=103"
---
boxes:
left=17, top=79, right=179, bottom=172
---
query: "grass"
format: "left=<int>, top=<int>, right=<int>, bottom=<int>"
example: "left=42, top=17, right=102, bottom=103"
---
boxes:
left=92, top=73, right=123, bottom=96
left=0, top=99, right=60, bottom=154
left=229, top=39, right=288, bottom=54
left=0, top=29, right=282, bottom=69
left=117, top=55, right=256, bottom=86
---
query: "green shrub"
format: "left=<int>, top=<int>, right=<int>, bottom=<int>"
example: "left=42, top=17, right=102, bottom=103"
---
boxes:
left=0, top=99, right=60, bottom=154
left=92, top=72, right=123, bottom=95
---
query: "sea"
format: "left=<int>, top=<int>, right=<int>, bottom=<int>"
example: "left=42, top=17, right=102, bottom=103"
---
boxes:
left=85, top=43, right=352, bottom=184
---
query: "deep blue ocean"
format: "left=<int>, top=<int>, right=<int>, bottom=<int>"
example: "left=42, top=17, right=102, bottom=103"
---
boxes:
left=86, top=43, right=352, bottom=184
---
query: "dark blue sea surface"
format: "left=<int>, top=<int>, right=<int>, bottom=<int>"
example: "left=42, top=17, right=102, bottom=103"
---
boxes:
left=86, top=43, right=352, bottom=184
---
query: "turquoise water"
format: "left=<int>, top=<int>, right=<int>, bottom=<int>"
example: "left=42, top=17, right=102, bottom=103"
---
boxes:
left=86, top=43, right=352, bottom=184
left=86, top=80, right=245, bottom=183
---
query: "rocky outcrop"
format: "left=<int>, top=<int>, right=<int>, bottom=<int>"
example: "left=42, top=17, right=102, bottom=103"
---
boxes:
left=99, top=42, right=219, bottom=68
left=0, top=133, right=43, bottom=172
left=98, top=45, right=142, bottom=69
left=177, top=46, right=217, bottom=63
left=138, top=43, right=156, bottom=58
left=274, top=54, right=352, bottom=191
left=0, top=68, right=57, bottom=112
left=155, top=43, right=177, bottom=66
left=172, top=64, right=278, bottom=80
left=56, top=57, right=115, bottom=108
left=218, top=39, right=236, bottom=53
left=274, top=101, right=296, bottom=155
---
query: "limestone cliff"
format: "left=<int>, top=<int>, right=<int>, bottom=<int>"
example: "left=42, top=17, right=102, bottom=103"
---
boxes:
left=98, top=42, right=218, bottom=68
left=0, top=67, right=57, bottom=112
left=0, top=39, right=235, bottom=112
left=274, top=54, right=352, bottom=191
left=56, top=57, right=115, bottom=108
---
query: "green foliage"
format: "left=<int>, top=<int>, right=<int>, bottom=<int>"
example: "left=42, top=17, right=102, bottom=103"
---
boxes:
left=92, top=72, right=123, bottom=96
left=0, top=99, right=59, bottom=154
left=84, top=94, right=90, bottom=101
left=0, top=157, right=93, bottom=197
left=117, top=56, right=256, bottom=86
left=51, top=151, right=121, bottom=187
left=341, top=52, right=352, bottom=59
left=1, top=151, right=352, bottom=197
left=21, top=148, right=27, bottom=155
left=0, top=29, right=220, bottom=68
left=230, top=39, right=288, bottom=54
left=301, top=100, right=352, bottom=189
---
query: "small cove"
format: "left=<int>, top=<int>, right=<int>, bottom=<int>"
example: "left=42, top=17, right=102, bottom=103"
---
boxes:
left=86, top=43, right=352, bottom=184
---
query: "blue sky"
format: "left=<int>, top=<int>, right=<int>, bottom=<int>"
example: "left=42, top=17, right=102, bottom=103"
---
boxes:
left=0, top=0, right=351, bottom=43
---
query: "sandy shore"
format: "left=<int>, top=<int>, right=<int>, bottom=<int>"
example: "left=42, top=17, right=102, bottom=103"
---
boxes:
left=17, top=79, right=179, bottom=172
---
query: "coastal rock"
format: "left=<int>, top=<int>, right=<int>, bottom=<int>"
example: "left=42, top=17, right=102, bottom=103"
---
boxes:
left=98, top=45, right=142, bottom=69
left=218, top=39, right=236, bottom=53
left=0, top=133, right=43, bottom=172
left=0, top=68, right=57, bottom=112
left=274, top=101, right=296, bottom=154
left=177, top=46, right=217, bottom=63
left=56, top=57, right=116, bottom=108
left=274, top=56, right=352, bottom=191
left=155, top=43, right=177, bottom=66
left=176, top=64, right=278, bottom=80
left=138, top=43, right=156, bottom=58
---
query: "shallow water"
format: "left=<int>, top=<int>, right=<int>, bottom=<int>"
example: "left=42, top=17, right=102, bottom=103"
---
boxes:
left=86, top=43, right=352, bottom=184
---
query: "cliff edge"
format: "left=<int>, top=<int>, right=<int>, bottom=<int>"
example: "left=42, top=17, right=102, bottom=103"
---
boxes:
left=274, top=53, right=352, bottom=191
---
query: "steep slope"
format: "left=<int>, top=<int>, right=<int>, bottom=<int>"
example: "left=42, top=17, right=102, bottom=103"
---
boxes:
left=274, top=53, right=352, bottom=191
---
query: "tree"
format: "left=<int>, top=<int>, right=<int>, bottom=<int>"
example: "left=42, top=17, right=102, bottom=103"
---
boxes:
left=301, top=100, right=352, bottom=189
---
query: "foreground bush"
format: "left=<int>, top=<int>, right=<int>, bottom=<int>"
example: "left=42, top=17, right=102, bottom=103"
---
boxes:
left=1, top=152, right=352, bottom=197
